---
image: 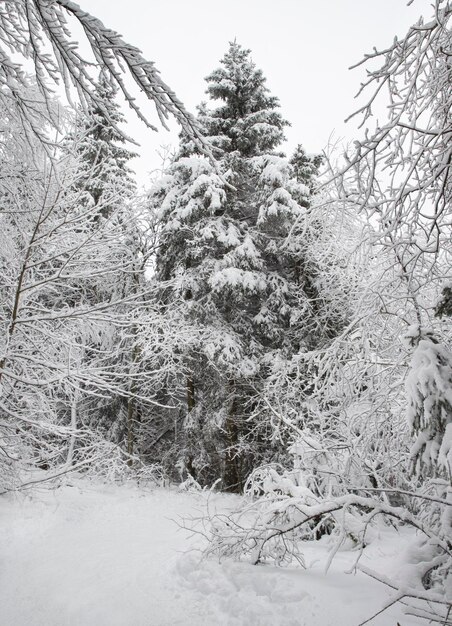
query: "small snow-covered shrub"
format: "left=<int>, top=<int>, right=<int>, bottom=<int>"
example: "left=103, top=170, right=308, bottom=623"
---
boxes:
left=203, top=441, right=373, bottom=567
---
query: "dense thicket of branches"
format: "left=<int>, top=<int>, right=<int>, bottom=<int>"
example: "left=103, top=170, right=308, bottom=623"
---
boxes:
left=0, top=2, right=451, bottom=624
left=0, top=1, right=208, bottom=488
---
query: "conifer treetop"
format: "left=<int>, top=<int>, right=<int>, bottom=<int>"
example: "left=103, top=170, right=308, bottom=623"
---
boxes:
left=203, top=42, right=289, bottom=157
left=68, top=75, right=137, bottom=213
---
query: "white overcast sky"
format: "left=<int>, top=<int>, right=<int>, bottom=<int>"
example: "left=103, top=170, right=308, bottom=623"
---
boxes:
left=86, top=0, right=434, bottom=185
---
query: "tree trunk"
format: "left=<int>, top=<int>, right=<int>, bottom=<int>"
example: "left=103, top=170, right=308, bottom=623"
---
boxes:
left=127, top=396, right=134, bottom=465
left=187, top=375, right=195, bottom=412
left=66, top=393, right=78, bottom=468
left=184, top=375, right=196, bottom=478
left=223, top=380, right=241, bottom=492
left=127, top=329, right=141, bottom=467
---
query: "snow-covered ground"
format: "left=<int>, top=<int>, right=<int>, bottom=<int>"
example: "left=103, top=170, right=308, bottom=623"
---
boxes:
left=0, top=478, right=424, bottom=626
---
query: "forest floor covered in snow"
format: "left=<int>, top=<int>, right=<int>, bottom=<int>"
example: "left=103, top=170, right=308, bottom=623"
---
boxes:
left=0, top=477, right=426, bottom=626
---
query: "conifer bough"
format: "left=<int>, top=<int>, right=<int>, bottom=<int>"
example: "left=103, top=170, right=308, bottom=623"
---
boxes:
left=0, top=0, right=209, bottom=151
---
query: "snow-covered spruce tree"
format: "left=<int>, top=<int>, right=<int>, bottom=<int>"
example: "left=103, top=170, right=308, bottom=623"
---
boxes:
left=64, top=74, right=140, bottom=317
left=436, top=285, right=452, bottom=319
left=405, top=325, right=452, bottom=478
left=63, top=76, right=150, bottom=460
left=68, top=74, right=137, bottom=217
left=209, top=2, right=452, bottom=620
left=149, top=42, right=327, bottom=491
left=187, top=7, right=451, bottom=624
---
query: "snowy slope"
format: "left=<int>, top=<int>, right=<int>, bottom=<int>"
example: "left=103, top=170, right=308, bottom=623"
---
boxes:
left=0, top=479, right=424, bottom=626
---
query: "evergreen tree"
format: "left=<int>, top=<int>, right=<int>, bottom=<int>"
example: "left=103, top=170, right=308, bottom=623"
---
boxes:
left=63, top=76, right=146, bottom=457
left=203, top=42, right=288, bottom=156
left=290, top=144, right=323, bottom=196
left=405, top=325, right=452, bottom=477
left=436, top=285, right=452, bottom=319
left=68, top=73, right=137, bottom=218
left=149, top=43, right=324, bottom=491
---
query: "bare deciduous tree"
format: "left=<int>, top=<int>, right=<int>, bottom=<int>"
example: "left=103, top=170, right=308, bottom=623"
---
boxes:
left=0, top=0, right=209, bottom=150
left=344, top=0, right=452, bottom=285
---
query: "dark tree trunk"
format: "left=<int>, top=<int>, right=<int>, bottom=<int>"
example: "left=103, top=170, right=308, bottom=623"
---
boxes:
left=223, top=380, right=241, bottom=492
left=187, top=375, right=195, bottom=412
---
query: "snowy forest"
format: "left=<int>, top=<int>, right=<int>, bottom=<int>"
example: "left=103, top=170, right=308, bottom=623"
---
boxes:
left=0, top=1, right=451, bottom=625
